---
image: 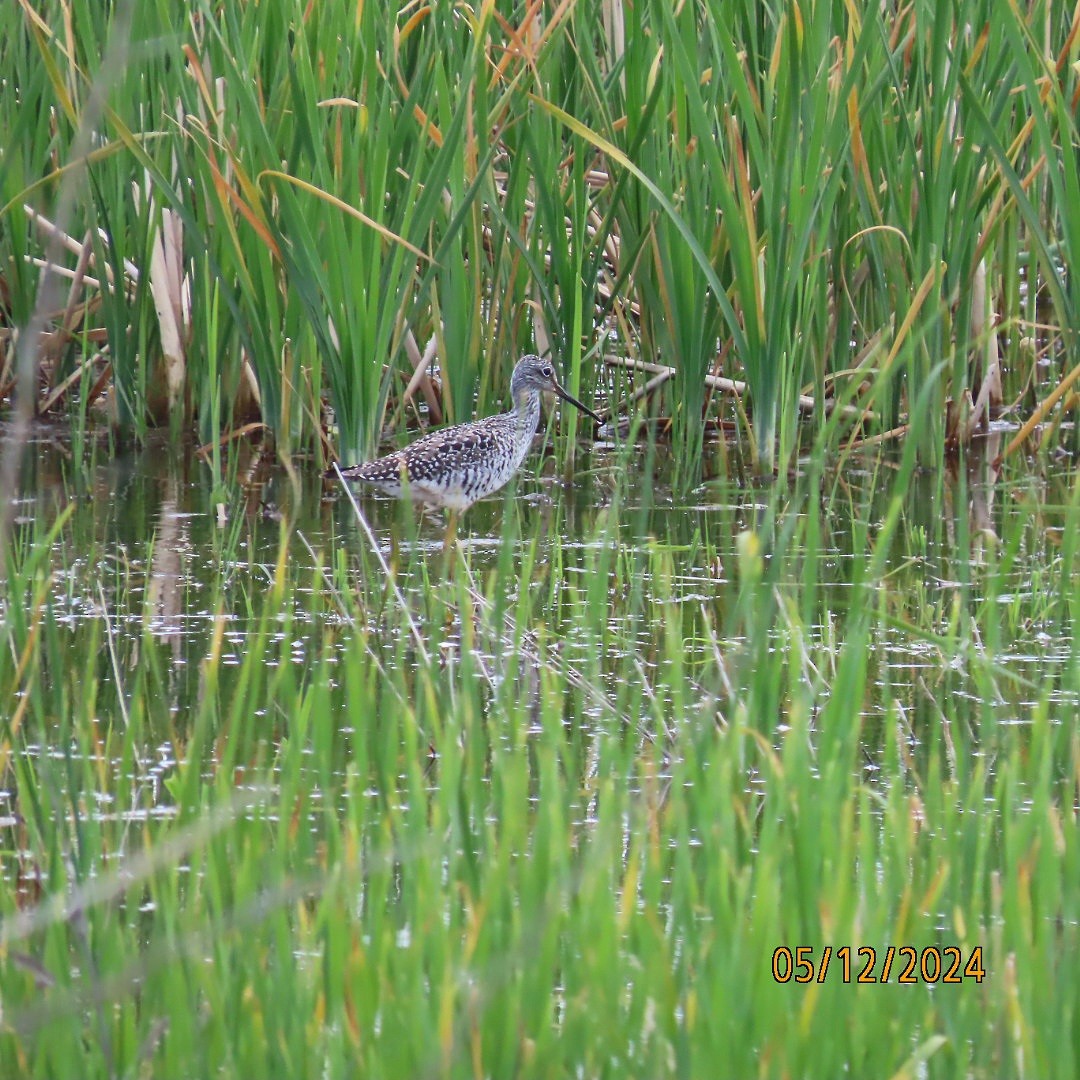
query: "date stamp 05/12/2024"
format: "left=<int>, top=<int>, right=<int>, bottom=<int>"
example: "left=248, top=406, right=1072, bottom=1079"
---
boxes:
left=772, top=946, right=986, bottom=985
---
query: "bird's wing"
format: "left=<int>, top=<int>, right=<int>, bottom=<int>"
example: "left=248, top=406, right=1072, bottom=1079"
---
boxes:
left=350, top=418, right=506, bottom=482
left=401, top=422, right=505, bottom=481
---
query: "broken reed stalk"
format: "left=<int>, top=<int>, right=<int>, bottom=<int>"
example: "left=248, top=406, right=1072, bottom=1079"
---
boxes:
left=603, top=354, right=875, bottom=422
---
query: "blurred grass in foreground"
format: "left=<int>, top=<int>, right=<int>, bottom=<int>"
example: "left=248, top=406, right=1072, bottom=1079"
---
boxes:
left=0, top=436, right=1076, bottom=1077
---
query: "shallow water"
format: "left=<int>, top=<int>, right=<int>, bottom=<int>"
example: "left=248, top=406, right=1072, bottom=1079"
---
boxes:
left=1, top=427, right=1076, bottom=844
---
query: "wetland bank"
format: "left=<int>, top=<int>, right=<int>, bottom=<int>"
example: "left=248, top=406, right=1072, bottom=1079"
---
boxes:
left=2, top=2, right=1079, bottom=1077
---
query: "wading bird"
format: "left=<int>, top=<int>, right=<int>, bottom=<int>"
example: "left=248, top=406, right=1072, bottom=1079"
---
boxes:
left=333, top=354, right=600, bottom=544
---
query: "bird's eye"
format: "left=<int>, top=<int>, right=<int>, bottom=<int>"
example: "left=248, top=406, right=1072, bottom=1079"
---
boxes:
left=540, top=365, right=553, bottom=379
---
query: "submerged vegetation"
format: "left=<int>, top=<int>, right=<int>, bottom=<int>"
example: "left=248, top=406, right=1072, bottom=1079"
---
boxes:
left=0, top=1, right=1078, bottom=1077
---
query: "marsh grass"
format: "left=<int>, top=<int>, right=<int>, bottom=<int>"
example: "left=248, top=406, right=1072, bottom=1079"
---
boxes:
left=2, top=1, right=1077, bottom=483
left=1, top=0, right=1079, bottom=1074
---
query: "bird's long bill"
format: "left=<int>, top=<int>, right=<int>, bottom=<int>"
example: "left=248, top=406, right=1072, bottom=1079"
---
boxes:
left=552, top=377, right=602, bottom=424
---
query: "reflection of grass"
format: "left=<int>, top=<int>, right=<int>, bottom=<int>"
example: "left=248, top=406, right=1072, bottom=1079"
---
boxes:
left=0, top=448, right=1076, bottom=1077
left=2, top=2, right=1077, bottom=482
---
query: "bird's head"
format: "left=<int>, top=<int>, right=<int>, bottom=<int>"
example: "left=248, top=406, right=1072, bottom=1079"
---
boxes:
left=509, top=354, right=601, bottom=423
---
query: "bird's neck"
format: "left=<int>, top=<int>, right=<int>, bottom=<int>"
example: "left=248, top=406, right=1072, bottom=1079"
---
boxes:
left=512, top=387, right=542, bottom=434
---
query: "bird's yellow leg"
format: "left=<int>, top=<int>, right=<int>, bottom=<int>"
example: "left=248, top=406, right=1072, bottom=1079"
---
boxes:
left=441, top=510, right=459, bottom=570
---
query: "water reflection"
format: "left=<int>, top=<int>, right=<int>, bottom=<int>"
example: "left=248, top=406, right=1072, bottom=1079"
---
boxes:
left=3, top=430, right=1075, bottom=811
left=147, top=473, right=185, bottom=653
